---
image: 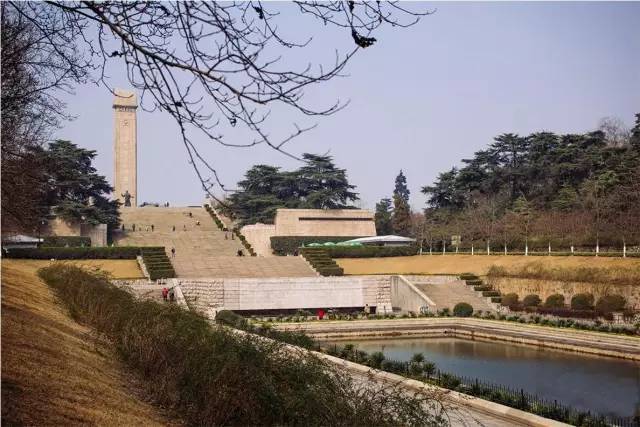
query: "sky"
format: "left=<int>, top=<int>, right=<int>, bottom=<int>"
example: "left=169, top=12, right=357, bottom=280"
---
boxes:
left=55, top=2, right=640, bottom=210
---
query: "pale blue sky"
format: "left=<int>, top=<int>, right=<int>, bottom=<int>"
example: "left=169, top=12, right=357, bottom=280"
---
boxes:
left=56, top=2, right=640, bottom=209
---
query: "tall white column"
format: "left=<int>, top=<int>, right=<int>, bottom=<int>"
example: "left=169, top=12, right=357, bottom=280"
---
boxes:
left=113, top=89, right=138, bottom=207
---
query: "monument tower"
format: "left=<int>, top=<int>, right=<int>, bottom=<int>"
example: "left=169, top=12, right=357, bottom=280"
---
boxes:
left=113, top=89, right=138, bottom=207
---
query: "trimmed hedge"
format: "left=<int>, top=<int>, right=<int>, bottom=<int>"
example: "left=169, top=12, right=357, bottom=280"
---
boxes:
left=42, top=236, right=91, bottom=247
left=596, top=295, right=627, bottom=313
left=3, top=246, right=176, bottom=280
left=204, top=204, right=256, bottom=256
left=453, top=302, right=473, bottom=317
left=300, top=248, right=343, bottom=276
left=3, top=246, right=145, bottom=259
left=326, top=245, right=418, bottom=258
left=270, top=236, right=364, bottom=256
left=544, top=294, right=566, bottom=308
left=523, top=294, right=542, bottom=307
left=570, top=293, right=594, bottom=310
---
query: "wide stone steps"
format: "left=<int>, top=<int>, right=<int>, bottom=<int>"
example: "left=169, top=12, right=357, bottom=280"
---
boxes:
left=114, top=206, right=316, bottom=278
left=413, top=280, right=495, bottom=312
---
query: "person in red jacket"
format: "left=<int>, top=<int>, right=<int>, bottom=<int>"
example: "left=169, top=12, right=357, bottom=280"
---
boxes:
left=162, top=287, right=168, bottom=301
left=317, top=308, right=325, bottom=320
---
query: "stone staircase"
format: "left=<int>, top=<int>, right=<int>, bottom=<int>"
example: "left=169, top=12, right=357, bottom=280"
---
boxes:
left=114, top=206, right=316, bottom=278
left=410, top=278, right=496, bottom=312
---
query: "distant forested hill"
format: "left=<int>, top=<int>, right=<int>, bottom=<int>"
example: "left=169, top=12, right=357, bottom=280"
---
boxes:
left=420, top=114, right=640, bottom=252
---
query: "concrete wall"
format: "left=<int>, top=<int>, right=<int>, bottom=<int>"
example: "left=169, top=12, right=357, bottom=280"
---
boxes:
left=391, top=276, right=436, bottom=313
left=177, top=275, right=393, bottom=314
left=241, top=223, right=276, bottom=257
left=273, top=209, right=376, bottom=237
left=81, top=223, right=107, bottom=247
left=45, top=218, right=107, bottom=247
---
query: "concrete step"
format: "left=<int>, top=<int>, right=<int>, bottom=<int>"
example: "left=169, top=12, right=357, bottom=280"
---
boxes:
left=413, top=280, right=495, bottom=312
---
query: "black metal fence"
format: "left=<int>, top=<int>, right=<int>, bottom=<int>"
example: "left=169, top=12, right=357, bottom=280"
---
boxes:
left=326, top=344, right=639, bottom=427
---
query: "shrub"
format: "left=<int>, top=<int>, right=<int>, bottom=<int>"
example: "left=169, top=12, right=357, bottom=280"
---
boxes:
left=453, top=302, right=473, bottom=317
left=481, top=290, right=500, bottom=297
left=465, top=279, right=483, bottom=287
left=501, top=293, right=519, bottom=308
left=544, top=294, right=565, bottom=308
left=595, top=294, right=627, bottom=313
left=474, top=285, right=492, bottom=292
left=523, top=294, right=541, bottom=307
left=38, top=265, right=441, bottom=426
left=41, top=236, right=91, bottom=247
left=570, top=293, right=594, bottom=310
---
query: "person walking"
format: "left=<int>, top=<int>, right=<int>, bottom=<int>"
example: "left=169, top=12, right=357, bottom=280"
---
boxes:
left=132, top=223, right=136, bottom=232
left=151, top=224, right=155, bottom=232
left=225, top=232, right=228, bottom=240
left=162, top=287, right=168, bottom=301
left=172, top=225, right=176, bottom=232
left=183, top=224, right=187, bottom=231
left=171, top=247, right=176, bottom=258
left=169, top=288, right=175, bottom=302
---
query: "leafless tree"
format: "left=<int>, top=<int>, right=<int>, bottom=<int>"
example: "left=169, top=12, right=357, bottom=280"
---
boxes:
left=1, top=5, right=92, bottom=231
left=598, top=116, right=631, bottom=148
left=4, top=1, right=431, bottom=202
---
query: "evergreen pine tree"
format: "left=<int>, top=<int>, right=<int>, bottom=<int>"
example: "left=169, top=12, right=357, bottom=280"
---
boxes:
left=391, top=170, right=412, bottom=236
left=374, top=198, right=393, bottom=235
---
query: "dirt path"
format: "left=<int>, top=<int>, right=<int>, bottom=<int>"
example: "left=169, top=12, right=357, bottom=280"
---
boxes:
left=1, top=261, right=173, bottom=425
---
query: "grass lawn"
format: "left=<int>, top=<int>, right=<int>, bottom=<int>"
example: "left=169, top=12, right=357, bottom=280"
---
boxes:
left=336, top=254, right=640, bottom=276
left=0, top=260, right=170, bottom=425
left=2, top=259, right=144, bottom=279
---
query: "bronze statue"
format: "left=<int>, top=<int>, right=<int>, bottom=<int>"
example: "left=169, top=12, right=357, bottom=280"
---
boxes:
left=121, top=190, right=132, bottom=207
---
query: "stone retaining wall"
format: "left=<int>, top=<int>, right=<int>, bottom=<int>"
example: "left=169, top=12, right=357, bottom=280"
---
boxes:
left=488, top=277, right=640, bottom=309
left=175, top=276, right=396, bottom=317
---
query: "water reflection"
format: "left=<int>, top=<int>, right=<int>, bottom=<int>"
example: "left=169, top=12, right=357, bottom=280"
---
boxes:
left=329, top=337, right=640, bottom=418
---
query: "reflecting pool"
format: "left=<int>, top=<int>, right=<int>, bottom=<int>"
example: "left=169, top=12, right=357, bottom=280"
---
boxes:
left=327, top=337, right=640, bottom=418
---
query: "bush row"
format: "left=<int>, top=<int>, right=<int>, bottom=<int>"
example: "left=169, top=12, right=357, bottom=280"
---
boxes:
left=41, top=236, right=91, bottom=247
left=260, top=308, right=639, bottom=336
left=502, top=292, right=628, bottom=314
left=270, top=236, right=363, bottom=256
left=3, top=246, right=152, bottom=259
left=38, top=265, right=438, bottom=426
left=326, top=245, right=419, bottom=258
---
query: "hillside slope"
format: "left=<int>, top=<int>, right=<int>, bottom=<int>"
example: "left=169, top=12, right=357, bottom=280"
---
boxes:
left=1, top=260, right=172, bottom=426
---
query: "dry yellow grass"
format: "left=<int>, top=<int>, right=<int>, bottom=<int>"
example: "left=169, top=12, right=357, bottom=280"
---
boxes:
left=337, top=255, right=640, bottom=276
left=4, top=259, right=144, bottom=279
left=1, top=260, right=171, bottom=426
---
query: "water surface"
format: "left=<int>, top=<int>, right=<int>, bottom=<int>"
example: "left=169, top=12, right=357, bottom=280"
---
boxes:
left=327, top=337, right=640, bottom=418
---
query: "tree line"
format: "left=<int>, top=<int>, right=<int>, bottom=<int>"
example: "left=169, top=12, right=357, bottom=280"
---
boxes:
left=418, top=115, right=640, bottom=253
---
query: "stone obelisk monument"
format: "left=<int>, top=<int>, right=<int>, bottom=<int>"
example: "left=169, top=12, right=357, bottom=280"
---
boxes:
left=113, top=89, right=138, bottom=207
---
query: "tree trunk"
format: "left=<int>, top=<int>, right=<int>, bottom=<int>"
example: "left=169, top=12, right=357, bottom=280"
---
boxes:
left=486, top=240, right=490, bottom=255
left=504, top=242, right=507, bottom=255
left=596, top=238, right=600, bottom=257
left=623, top=238, right=626, bottom=258
left=548, top=242, right=551, bottom=256
left=525, top=237, right=528, bottom=256
left=471, top=245, right=474, bottom=255
left=442, top=240, right=446, bottom=255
